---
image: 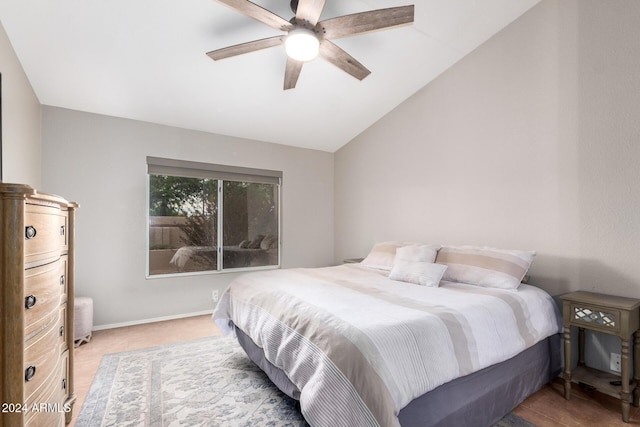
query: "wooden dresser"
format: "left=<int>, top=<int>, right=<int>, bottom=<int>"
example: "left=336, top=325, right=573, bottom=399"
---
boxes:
left=1, top=183, right=78, bottom=426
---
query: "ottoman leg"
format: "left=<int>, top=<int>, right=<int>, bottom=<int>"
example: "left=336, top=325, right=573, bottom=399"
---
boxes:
left=74, top=297, right=94, bottom=347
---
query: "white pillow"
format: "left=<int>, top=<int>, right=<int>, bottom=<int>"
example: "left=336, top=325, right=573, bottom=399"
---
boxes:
left=389, top=260, right=448, bottom=287
left=361, top=242, right=413, bottom=271
left=435, top=245, right=535, bottom=290
left=395, top=244, right=438, bottom=263
left=361, top=242, right=440, bottom=271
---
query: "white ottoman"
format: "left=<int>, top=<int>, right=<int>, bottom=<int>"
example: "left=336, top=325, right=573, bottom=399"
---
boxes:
left=74, top=296, right=93, bottom=347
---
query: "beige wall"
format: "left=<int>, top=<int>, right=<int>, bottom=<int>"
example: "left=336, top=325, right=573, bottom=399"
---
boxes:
left=41, top=107, right=334, bottom=327
left=8, top=0, right=640, bottom=336
left=335, top=0, right=640, bottom=299
left=0, top=21, right=41, bottom=186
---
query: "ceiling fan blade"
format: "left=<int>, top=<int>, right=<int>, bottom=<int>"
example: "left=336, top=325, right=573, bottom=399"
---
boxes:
left=318, top=5, right=414, bottom=39
left=319, top=41, right=371, bottom=81
left=213, top=0, right=293, bottom=31
left=284, top=58, right=303, bottom=90
left=295, top=0, right=326, bottom=26
left=207, top=36, right=284, bottom=60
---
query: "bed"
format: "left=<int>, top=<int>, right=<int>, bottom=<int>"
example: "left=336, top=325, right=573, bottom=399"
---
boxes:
left=213, top=243, right=562, bottom=427
left=170, top=245, right=275, bottom=270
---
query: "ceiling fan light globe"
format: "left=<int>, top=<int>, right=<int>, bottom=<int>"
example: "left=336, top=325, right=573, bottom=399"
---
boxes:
left=285, top=28, right=320, bottom=62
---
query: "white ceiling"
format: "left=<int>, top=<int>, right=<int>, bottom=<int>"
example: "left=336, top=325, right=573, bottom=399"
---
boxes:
left=0, top=0, right=539, bottom=152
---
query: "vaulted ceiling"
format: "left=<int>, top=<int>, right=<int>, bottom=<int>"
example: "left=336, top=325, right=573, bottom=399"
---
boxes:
left=0, top=0, right=539, bottom=152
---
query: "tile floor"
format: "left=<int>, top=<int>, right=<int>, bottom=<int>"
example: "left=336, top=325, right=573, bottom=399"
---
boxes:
left=70, top=314, right=639, bottom=426
left=69, top=314, right=221, bottom=427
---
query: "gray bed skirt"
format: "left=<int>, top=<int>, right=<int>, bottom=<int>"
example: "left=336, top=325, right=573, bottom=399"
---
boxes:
left=234, top=325, right=561, bottom=427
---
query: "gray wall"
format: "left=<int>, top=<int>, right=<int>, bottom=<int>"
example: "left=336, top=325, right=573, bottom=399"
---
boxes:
left=334, top=0, right=640, bottom=372
left=41, top=107, right=334, bottom=327
left=335, top=0, right=640, bottom=299
left=9, top=2, right=640, bottom=370
left=0, top=21, right=41, bottom=186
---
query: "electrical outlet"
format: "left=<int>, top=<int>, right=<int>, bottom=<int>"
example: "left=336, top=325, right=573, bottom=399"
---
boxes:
left=610, top=352, right=621, bottom=373
left=212, top=290, right=219, bottom=303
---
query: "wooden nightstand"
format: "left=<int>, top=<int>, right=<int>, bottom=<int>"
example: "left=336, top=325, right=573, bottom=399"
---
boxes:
left=560, top=291, right=640, bottom=422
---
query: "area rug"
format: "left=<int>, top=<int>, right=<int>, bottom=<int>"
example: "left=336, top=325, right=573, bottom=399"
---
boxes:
left=76, top=335, right=536, bottom=427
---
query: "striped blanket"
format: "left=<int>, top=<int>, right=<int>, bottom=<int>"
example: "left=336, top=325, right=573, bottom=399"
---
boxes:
left=213, top=264, right=561, bottom=427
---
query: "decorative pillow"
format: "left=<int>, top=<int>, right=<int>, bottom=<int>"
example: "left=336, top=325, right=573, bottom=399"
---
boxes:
left=389, top=260, right=448, bottom=287
left=260, top=233, right=277, bottom=250
left=435, top=246, right=535, bottom=290
left=247, top=235, right=265, bottom=249
left=360, top=242, right=415, bottom=271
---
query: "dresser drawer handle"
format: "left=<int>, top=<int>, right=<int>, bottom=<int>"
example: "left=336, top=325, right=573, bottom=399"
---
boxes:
left=25, top=226, right=37, bottom=239
left=24, top=295, right=37, bottom=310
left=25, top=365, right=36, bottom=382
left=59, top=326, right=65, bottom=337
left=60, top=225, right=65, bottom=236
left=62, top=378, right=67, bottom=390
left=60, top=275, right=66, bottom=286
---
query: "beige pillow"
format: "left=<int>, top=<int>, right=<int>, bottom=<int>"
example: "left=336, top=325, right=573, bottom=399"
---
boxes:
left=361, top=242, right=412, bottom=271
left=435, top=246, right=535, bottom=290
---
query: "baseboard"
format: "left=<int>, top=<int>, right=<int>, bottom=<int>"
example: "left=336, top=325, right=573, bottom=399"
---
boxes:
left=92, top=309, right=214, bottom=331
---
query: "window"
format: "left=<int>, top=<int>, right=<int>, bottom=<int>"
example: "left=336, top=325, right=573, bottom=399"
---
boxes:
left=147, top=157, right=281, bottom=277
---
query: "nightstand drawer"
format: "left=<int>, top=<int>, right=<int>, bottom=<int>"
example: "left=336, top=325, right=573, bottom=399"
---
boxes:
left=570, top=302, right=620, bottom=333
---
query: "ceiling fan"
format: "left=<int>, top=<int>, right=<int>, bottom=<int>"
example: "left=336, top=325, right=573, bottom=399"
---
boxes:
left=206, top=0, right=415, bottom=90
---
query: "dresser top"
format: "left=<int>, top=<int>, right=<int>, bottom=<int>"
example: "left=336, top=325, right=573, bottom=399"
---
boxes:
left=0, top=183, right=78, bottom=208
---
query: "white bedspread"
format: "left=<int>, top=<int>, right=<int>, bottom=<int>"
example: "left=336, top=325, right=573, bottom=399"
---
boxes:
left=213, top=264, right=562, bottom=427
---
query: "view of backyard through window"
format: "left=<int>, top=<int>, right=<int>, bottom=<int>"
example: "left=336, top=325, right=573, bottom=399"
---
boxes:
left=148, top=175, right=279, bottom=276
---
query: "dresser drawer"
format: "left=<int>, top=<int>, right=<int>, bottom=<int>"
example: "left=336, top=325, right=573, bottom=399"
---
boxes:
left=57, top=304, right=68, bottom=351
left=24, top=317, right=63, bottom=403
left=570, top=302, right=620, bottom=333
left=25, top=406, right=64, bottom=427
left=24, top=204, right=68, bottom=267
left=55, top=351, right=71, bottom=411
left=24, top=257, right=67, bottom=338
left=24, top=352, right=67, bottom=427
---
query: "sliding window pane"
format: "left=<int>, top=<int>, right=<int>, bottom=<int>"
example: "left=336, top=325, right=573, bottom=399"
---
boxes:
left=222, top=181, right=279, bottom=269
left=148, top=176, right=218, bottom=275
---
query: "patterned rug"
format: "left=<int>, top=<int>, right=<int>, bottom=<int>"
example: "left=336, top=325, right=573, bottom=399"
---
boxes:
left=76, top=336, right=535, bottom=427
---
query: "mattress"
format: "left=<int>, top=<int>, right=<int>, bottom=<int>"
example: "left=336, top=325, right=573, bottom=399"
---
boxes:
left=236, top=325, right=561, bottom=427
left=213, top=264, right=562, bottom=427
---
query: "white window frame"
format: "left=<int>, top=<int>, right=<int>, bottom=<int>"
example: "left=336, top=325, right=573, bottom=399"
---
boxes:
left=146, top=156, right=282, bottom=278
